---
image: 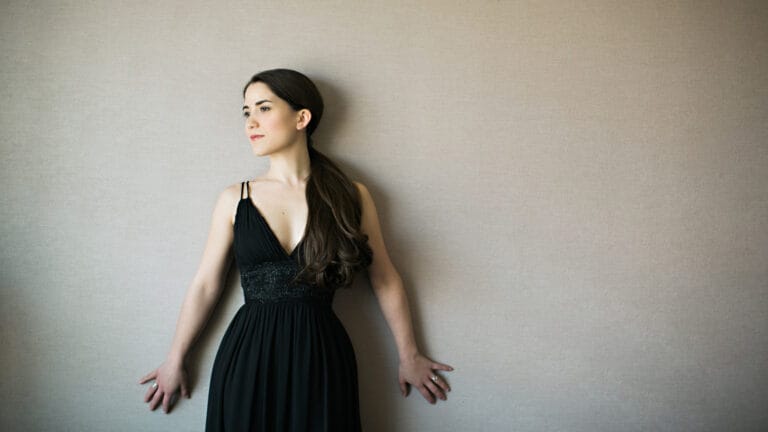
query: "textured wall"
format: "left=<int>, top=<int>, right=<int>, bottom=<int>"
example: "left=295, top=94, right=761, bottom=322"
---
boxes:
left=1, top=1, right=766, bottom=431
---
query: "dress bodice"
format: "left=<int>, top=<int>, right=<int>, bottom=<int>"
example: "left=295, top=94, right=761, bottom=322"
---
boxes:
left=233, top=181, right=335, bottom=304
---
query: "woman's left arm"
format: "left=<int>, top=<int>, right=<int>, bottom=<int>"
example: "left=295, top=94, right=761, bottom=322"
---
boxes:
left=354, top=181, right=454, bottom=405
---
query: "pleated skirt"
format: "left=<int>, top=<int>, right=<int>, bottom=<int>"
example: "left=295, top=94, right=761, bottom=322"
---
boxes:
left=205, top=300, right=362, bottom=431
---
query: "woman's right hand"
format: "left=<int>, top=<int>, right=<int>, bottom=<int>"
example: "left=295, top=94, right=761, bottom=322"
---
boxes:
left=139, top=358, right=190, bottom=414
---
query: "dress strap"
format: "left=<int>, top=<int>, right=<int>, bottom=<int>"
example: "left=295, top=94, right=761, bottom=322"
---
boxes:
left=240, top=181, right=245, bottom=199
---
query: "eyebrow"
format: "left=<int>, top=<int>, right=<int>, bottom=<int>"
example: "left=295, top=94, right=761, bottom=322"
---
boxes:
left=242, top=99, right=272, bottom=110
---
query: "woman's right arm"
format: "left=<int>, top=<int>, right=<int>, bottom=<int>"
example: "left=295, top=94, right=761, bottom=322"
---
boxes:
left=139, top=184, right=239, bottom=414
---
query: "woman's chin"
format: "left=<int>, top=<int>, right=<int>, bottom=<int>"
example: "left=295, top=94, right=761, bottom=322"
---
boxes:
left=250, top=146, right=271, bottom=157
left=251, top=142, right=291, bottom=157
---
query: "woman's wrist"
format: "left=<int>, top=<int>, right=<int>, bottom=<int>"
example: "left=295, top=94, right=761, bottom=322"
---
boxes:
left=165, top=351, right=186, bottom=367
left=399, top=348, right=420, bottom=363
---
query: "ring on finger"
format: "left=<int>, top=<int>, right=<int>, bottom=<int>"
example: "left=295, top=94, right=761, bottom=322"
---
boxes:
left=151, top=382, right=158, bottom=389
left=430, top=374, right=439, bottom=383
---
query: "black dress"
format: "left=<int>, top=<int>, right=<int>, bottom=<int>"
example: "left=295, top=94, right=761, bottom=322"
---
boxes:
left=205, top=181, right=362, bottom=431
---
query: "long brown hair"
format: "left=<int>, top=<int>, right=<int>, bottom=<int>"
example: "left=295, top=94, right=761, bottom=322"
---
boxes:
left=243, top=68, right=373, bottom=289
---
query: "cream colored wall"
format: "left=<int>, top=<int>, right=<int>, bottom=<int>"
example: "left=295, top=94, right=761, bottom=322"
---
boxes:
left=1, top=1, right=766, bottom=431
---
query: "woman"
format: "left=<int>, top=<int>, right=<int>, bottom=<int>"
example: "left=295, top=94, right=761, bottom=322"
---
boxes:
left=139, top=68, right=453, bottom=430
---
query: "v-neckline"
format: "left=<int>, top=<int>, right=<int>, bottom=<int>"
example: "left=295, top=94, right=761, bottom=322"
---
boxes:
left=244, top=196, right=306, bottom=259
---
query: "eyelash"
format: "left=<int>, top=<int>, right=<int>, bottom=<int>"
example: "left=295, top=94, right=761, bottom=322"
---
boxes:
left=243, top=106, right=270, bottom=117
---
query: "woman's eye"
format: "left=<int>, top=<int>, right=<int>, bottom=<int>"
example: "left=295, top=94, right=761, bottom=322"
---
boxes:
left=243, top=106, right=270, bottom=118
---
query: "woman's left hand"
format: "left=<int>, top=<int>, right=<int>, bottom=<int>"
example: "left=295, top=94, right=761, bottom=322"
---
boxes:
left=398, top=352, right=454, bottom=404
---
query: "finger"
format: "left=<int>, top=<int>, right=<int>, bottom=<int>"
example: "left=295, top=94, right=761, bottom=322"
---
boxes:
left=143, top=383, right=158, bottom=402
left=433, top=362, right=454, bottom=372
left=425, top=380, right=446, bottom=401
left=149, top=389, right=163, bottom=411
left=417, top=384, right=436, bottom=404
left=162, top=392, right=171, bottom=414
left=432, top=373, right=451, bottom=392
left=139, top=370, right=157, bottom=384
left=439, top=377, right=451, bottom=393
left=399, top=380, right=407, bottom=397
left=181, top=382, right=190, bottom=399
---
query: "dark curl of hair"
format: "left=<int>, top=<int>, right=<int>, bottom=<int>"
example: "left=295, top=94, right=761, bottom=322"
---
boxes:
left=243, top=68, right=373, bottom=290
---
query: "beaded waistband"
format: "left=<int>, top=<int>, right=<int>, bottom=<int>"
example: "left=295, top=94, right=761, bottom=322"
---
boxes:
left=240, top=261, right=334, bottom=304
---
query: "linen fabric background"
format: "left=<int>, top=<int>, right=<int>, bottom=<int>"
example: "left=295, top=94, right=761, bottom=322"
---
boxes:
left=1, top=1, right=766, bottom=431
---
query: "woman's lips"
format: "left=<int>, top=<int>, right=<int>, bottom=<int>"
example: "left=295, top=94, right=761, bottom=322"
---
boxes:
left=250, top=134, right=264, bottom=140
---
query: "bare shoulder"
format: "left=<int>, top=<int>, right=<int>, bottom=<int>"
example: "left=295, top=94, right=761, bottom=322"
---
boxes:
left=216, top=181, right=246, bottom=226
left=224, top=180, right=245, bottom=197
left=219, top=181, right=244, bottom=205
left=352, top=180, right=375, bottom=216
left=353, top=180, right=370, bottom=199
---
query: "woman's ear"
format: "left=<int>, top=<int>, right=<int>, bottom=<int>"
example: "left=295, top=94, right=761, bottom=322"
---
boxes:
left=296, top=109, right=312, bottom=131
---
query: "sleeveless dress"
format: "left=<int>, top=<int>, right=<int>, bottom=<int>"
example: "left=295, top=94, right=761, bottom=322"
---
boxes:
left=205, top=181, right=362, bottom=431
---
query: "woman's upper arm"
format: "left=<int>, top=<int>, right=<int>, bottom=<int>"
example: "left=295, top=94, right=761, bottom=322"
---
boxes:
left=190, top=185, right=238, bottom=295
left=355, top=181, right=401, bottom=289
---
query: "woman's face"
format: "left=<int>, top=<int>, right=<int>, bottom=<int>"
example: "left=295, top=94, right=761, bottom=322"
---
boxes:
left=242, top=81, right=305, bottom=155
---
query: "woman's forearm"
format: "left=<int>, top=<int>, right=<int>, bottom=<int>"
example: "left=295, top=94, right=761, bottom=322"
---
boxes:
left=371, top=277, right=420, bottom=361
left=165, top=283, right=222, bottom=365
